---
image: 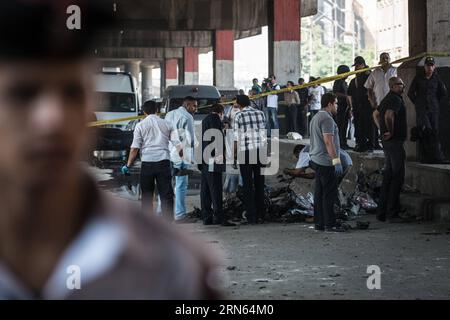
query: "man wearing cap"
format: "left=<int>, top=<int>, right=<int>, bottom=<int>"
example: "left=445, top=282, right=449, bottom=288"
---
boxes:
left=365, top=52, right=398, bottom=150
left=333, top=65, right=352, bottom=149
left=408, top=56, right=448, bottom=163
left=0, top=0, right=221, bottom=299
left=348, top=56, right=374, bottom=152
left=233, top=95, right=267, bottom=225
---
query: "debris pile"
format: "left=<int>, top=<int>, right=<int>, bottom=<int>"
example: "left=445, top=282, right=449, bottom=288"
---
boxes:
left=187, top=170, right=380, bottom=229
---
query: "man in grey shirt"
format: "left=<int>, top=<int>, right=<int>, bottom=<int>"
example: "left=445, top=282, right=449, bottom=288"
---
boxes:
left=309, top=93, right=346, bottom=232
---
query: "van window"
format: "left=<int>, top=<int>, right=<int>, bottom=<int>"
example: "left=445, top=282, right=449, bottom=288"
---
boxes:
left=96, top=92, right=137, bottom=113
left=168, top=98, right=220, bottom=114
left=94, top=74, right=134, bottom=93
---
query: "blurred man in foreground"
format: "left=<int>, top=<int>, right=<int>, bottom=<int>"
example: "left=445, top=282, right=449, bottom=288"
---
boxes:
left=0, top=0, right=221, bottom=299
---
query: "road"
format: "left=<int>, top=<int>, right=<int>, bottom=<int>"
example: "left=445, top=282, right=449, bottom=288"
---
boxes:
left=90, top=161, right=450, bottom=300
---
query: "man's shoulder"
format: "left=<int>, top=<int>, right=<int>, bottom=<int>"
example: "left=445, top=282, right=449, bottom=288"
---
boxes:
left=92, top=195, right=222, bottom=299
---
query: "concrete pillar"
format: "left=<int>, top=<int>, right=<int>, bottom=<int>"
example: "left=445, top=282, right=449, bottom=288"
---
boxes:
left=165, top=59, right=179, bottom=87
left=141, top=65, right=153, bottom=103
left=184, top=47, right=200, bottom=85
left=399, top=0, right=450, bottom=160
left=213, top=30, right=235, bottom=90
left=268, top=0, right=301, bottom=85
left=125, top=60, right=141, bottom=83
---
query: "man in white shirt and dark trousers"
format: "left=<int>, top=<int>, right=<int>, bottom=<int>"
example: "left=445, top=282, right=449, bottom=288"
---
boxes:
left=309, top=93, right=346, bottom=232
left=123, top=101, right=182, bottom=220
left=365, top=52, right=398, bottom=149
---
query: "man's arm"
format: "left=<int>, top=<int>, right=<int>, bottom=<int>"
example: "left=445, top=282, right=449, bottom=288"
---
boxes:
left=407, top=77, right=418, bottom=104
left=323, top=133, right=338, bottom=160
left=383, top=110, right=395, bottom=140
left=126, top=148, right=139, bottom=167
left=364, top=74, right=377, bottom=108
left=373, top=109, right=381, bottom=129
left=284, top=167, right=315, bottom=179
left=367, top=88, right=378, bottom=109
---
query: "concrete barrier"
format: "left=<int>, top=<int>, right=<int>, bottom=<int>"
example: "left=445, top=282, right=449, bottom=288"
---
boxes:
left=277, top=139, right=450, bottom=222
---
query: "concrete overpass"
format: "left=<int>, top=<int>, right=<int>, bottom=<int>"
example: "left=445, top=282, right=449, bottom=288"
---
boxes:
left=93, top=0, right=319, bottom=98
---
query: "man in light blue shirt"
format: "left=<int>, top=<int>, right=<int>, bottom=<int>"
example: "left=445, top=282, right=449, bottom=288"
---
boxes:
left=164, top=96, right=198, bottom=221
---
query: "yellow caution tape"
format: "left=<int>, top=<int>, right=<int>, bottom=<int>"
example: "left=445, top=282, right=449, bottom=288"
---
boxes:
left=88, top=51, right=450, bottom=127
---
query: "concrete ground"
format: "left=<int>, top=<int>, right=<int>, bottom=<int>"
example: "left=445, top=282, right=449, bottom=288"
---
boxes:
left=89, top=161, right=450, bottom=300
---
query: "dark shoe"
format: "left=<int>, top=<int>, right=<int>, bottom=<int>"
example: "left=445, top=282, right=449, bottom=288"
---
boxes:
left=388, top=216, right=412, bottom=223
left=221, top=220, right=237, bottom=227
left=175, top=216, right=196, bottom=224
left=325, top=226, right=347, bottom=233
left=173, top=168, right=194, bottom=176
left=376, top=214, right=386, bottom=222
left=315, top=225, right=325, bottom=231
left=203, top=218, right=214, bottom=225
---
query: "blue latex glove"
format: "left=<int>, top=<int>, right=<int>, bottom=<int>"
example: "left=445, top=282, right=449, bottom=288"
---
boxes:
left=335, top=164, right=343, bottom=176
left=121, top=165, right=130, bottom=175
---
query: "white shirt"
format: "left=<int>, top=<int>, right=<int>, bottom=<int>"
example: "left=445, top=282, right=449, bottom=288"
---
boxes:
left=308, top=86, right=325, bottom=111
left=164, top=106, right=195, bottom=165
left=0, top=215, right=126, bottom=299
left=131, top=115, right=181, bottom=163
left=267, top=84, right=281, bottom=108
left=364, top=66, right=398, bottom=106
left=296, top=146, right=353, bottom=170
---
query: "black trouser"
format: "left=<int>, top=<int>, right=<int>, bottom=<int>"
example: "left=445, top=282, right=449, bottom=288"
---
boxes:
left=378, top=141, right=405, bottom=219
left=311, top=161, right=338, bottom=228
left=287, top=104, right=298, bottom=133
left=372, top=115, right=381, bottom=148
left=336, top=106, right=349, bottom=147
left=417, top=109, right=444, bottom=161
left=239, top=150, right=265, bottom=223
left=354, top=104, right=374, bottom=148
left=297, top=104, right=308, bottom=136
left=140, top=160, right=174, bottom=220
left=201, top=167, right=224, bottom=224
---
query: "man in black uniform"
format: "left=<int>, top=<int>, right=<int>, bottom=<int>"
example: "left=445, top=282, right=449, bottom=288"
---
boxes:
left=200, top=104, right=236, bottom=226
left=374, top=77, right=409, bottom=223
left=408, top=56, right=448, bottom=163
left=296, top=77, right=310, bottom=136
left=348, top=56, right=373, bottom=152
left=333, top=65, right=351, bottom=149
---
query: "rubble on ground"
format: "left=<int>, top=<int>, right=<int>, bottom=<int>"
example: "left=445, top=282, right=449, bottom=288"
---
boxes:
left=187, top=171, right=382, bottom=228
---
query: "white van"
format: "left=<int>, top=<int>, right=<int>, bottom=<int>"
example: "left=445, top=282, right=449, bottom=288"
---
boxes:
left=92, top=71, right=140, bottom=157
left=94, top=71, right=140, bottom=129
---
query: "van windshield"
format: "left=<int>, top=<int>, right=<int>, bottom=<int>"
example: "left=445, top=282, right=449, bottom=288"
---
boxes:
left=95, top=92, right=137, bottom=113
left=169, top=98, right=220, bottom=114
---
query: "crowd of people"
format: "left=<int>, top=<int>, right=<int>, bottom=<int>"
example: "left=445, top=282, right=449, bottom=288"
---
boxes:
left=122, top=52, right=448, bottom=233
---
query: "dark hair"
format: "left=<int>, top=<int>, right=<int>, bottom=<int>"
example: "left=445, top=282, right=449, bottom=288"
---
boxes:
left=253, top=78, right=258, bottom=82
left=293, top=144, right=306, bottom=155
left=380, top=52, right=390, bottom=59
left=142, top=100, right=158, bottom=115
left=184, top=96, right=197, bottom=103
left=337, top=65, right=350, bottom=75
left=287, top=81, right=295, bottom=86
left=309, top=76, right=316, bottom=82
left=269, top=74, right=276, bottom=80
left=298, top=78, right=305, bottom=83
left=321, top=92, right=337, bottom=109
left=211, top=103, right=224, bottom=114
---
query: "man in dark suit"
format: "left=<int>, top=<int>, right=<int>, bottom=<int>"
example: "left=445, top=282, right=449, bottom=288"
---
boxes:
left=200, top=104, right=236, bottom=226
